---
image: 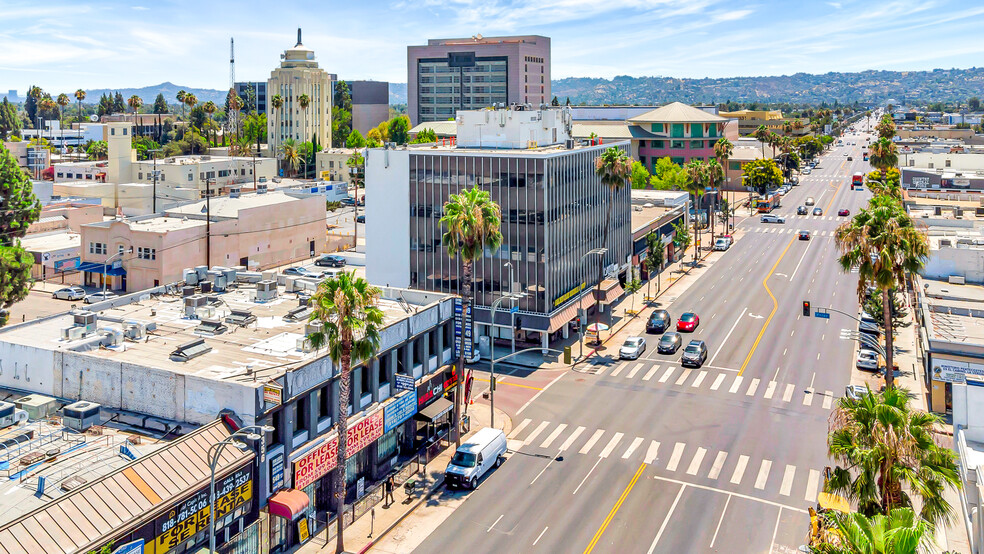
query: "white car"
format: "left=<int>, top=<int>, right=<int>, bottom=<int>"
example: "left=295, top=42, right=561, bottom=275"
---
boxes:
left=52, top=286, right=86, bottom=301
left=713, top=237, right=732, bottom=251
left=845, top=384, right=868, bottom=400
left=805, top=197, right=815, bottom=206
left=619, top=337, right=647, bottom=360
left=84, top=291, right=118, bottom=304
left=856, top=350, right=879, bottom=372
left=802, top=168, right=812, bottom=175
left=760, top=214, right=786, bottom=224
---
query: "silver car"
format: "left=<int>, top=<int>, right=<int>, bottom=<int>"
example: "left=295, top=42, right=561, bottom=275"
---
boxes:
left=856, top=350, right=879, bottom=371
left=760, top=214, right=786, bottom=224
left=619, top=337, right=647, bottom=360
left=53, top=286, right=86, bottom=301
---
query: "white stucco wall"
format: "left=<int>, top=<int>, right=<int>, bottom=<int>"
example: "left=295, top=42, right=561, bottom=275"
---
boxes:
left=365, top=148, right=410, bottom=288
left=922, top=247, right=984, bottom=284
left=0, top=342, right=56, bottom=396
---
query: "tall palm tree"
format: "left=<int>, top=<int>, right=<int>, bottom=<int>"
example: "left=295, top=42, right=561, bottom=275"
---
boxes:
left=835, top=196, right=929, bottom=389
left=271, top=94, right=284, bottom=158
left=127, top=95, right=142, bottom=133
left=714, top=137, right=734, bottom=231
left=202, top=101, right=217, bottom=145
left=781, top=120, right=792, bottom=136
left=176, top=90, right=187, bottom=119
left=56, top=93, right=70, bottom=123
left=439, top=186, right=503, bottom=448
left=812, top=508, right=934, bottom=554
left=826, top=386, right=959, bottom=526
left=279, top=138, right=300, bottom=177
left=684, top=159, right=708, bottom=260
left=868, top=138, right=898, bottom=180
left=306, top=272, right=384, bottom=554
left=74, top=89, right=86, bottom=124
left=592, top=147, right=632, bottom=342
left=705, top=158, right=724, bottom=245
left=228, top=88, right=243, bottom=145
left=183, top=93, right=197, bottom=122
left=753, top=124, right=770, bottom=158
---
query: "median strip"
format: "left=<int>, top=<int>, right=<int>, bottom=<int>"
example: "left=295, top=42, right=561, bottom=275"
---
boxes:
left=738, top=237, right=796, bottom=376
left=583, top=462, right=647, bottom=553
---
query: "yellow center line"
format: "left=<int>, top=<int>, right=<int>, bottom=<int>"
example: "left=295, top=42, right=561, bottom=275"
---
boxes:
left=473, top=378, right=542, bottom=391
left=584, top=462, right=647, bottom=554
left=738, top=237, right=796, bottom=376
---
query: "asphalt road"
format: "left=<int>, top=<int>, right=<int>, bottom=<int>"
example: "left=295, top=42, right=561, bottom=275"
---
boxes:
left=416, top=122, right=879, bottom=554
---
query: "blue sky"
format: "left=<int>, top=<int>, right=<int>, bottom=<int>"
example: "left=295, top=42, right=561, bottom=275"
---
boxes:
left=3, top=0, right=984, bottom=95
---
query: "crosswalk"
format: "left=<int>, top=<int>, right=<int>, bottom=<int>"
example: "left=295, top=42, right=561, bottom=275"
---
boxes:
left=750, top=228, right=834, bottom=237
left=583, top=362, right=836, bottom=412
left=508, top=417, right=825, bottom=503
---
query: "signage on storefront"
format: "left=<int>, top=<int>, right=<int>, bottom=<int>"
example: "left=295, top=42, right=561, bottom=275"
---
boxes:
left=111, top=539, right=144, bottom=554
left=263, top=384, right=282, bottom=407
left=384, top=392, right=418, bottom=433
left=553, top=282, right=586, bottom=307
left=394, top=374, right=415, bottom=392
left=931, top=358, right=984, bottom=384
left=293, top=409, right=385, bottom=490
left=416, top=368, right=458, bottom=409
left=298, top=517, right=310, bottom=542
left=453, top=299, right=473, bottom=360
left=153, top=467, right=253, bottom=554
left=270, top=452, right=285, bottom=493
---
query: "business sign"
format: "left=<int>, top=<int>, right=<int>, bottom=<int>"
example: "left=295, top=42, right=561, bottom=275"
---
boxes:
left=269, top=452, right=285, bottom=493
left=153, top=467, right=252, bottom=554
left=384, top=392, right=418, bottom=433
left=554, top=282, right=586, bottom=307
left=293, top=409, right=384, bottom=490
left=394, top=374, right=415, bottom=392
left=111, top=540, right=144, bottom=554
left=453, top=299, right=473, bottom=360
left=263, top=384, right=282, bottom=407
left=416, top=368, right=459, bottom=410
left=931, top=358, right=984, bottom=384
left=911, top=177, right=930, bottom=187
left=53, top=256, right=80, bottom=271
left=297, top=518, right=310, bottom=542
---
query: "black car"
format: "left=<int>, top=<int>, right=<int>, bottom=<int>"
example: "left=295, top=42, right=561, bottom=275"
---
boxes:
left=657, top=332, right=683, bottom=354
left=681, top=340, right=708, bottom=368
left=315, top=255, right=346, bottom=268
left=646, top=310, right=671, bottom=334
left=797, top=206, right=808, bottom=215
left=356, top=214, right=365, bottom=223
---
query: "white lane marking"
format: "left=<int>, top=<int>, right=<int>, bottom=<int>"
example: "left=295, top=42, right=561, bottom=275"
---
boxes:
left=517, top=371, right=566, bottom=415
left=729, top=375, right=744, bottom=394
left=573, top=458, right=602, bottom=495
left=710, top=373, right=726, bottom=390
left=803, top=387, right=815, bottom=406
left=659, top=366, right=676, bottom=383
left=622, top=437, right=644, bottom=459
left=647, top=484, right=687, bottom=554
left=487, top=514, right=504, bottom=533
left=708, top=451, right=728, bottom=480
left=508, top=418, right=531, bottom=439
left=626, top=363, right=644, bottom=379
left=745, top=378, right=760, bottom=396
left=755, top=459, right=773, bottom=489
left=780, top=464, right=796, bottom=496
left=709, top=494, right=732, bottom=549
left=559, top=426, right=585, bottom=452
left=789, top=231, right=816, bottom=282
left=666, top=442, right=686, bottom=471
left=530, top=449, right=561, bottom=485
left=809, top=372, right=816, bottom=389
left=523, top=421, right=551, bottom=446
left=783, top=383, right=795, bottom=402
left=806, top=469, right=821, bottom=502
left=769, top=507, right=783, bottom=554
left=643, top=365, right=661, bottom=381
left=610, top=363, right=627, bottom=377
left=644, top=441, right=661, bottom=464
left=731, top=455, right=749, bottom=484
left=691, top=371, right=707, bottom=388
left=709, top=307, right=747, bottom=366
left=579, top=429, right=605, bottom=455
left=823, top=391, right=833, bottom=410
left=675, top=368, right=693, bottom=386
left=599, top=432, right=624, bottom=458
left=539, top=423, right=567, bottom=449
left=764, top=380, right=777, bottom=399
left=533, top=526, right=548, bottom=546
left=686, top=447, right=707, bottom=475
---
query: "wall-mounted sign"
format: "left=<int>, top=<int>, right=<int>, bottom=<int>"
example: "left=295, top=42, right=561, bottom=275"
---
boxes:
left=416, top=368, right=458, bottom=410
left=932, top=358, right=984, bottom=384
left=453, top=299, right=473, bottom=360
left=554, top=282, right=586, bottom=307
left=153, top=467, right=252, bottom=554
left=911, top=177, right=930, bottom=187
left=384, top=392, right=418, bottom=433
left=395, top=374, right=415, bottom=392
left=263, top=384, right=282, bottom=407
left=270, top=452, right=285, bottom=494
left=293, top=409, right=384, bottom=490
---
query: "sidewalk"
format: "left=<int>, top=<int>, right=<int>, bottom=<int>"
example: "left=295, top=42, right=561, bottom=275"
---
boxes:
left=297, top=403, right=512, bottom=554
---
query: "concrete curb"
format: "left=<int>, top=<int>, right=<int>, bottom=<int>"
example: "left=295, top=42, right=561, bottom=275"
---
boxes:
left=357, top=476, right=446, bottom=554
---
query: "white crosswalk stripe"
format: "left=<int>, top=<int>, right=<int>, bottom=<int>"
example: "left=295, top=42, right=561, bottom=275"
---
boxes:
left=803, top=387, right=815, bottom=406
left=642, top=365, right=661, bottom=381
left=626, top=363, right=644, bottom=379
left=622, top=437, right=644, bottom=459
left=509, top=418, right=531, bottom=439
left=644, top=441, right=661, bottom=464
left=559, top=426, right=585, bottom=451
left=599, top=432, right=624, bottom=458
left=691, top=370, right=707, bottom=388
left=610, top=363, right=627, bottom=377
left=780, top=464, right=796, bottom=496
left=539, top=423, right=567, bottom=449
left=783, top=383, right=795, bottom=402
left=686, top=447, right=707, bottom=475
left=659, top=366, right=676, bottom=383
left=822, top=391, right=833, bottom=410
left=755, top=459, right=773, bottom=490
left=745, top=378, right=760, bottom=396
left=708, top=451, right=727, bottom=479
left=731, top=455, right=749, bottom=484
left=710, top=373, right=726, bottom=390
left=667, top=442, right=686, bottom=471
left=806, top=469, right=821, bottom=502
left=729, top=375, right=744, bottom=394
left=579, top=429, right=605, bottom=454
left=524, top=421, right=551, bottom=445
left=675, top=368, right=693, bottom=386
left=764, top=380, right=777, bottom=399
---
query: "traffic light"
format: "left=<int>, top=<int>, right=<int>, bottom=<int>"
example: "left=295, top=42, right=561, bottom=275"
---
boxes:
left=515, top=316, right=522, bottom=330
left=803, top=301, right=811, bottom=317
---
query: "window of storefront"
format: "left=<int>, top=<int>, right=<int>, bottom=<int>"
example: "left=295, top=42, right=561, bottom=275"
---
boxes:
left=345, top=448, right=370, bottom=487
left=377, top=427, right=401, bottom=462
left=670, top=140, right=685, bottom=149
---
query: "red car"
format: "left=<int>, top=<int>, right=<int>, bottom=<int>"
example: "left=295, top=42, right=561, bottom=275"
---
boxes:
left=838, top=209, right=850, bottom=216
left=677, top=312, right=699, bottom=332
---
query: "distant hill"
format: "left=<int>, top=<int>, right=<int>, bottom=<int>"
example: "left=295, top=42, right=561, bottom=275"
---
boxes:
left=83, top=82, right=228, bottom=105
left=389, top=82, right=407, bottom=105
left=551, top=67, right=984, bottom=106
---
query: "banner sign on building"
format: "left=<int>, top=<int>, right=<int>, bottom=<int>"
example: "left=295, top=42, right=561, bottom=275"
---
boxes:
left=554, top=282, right=586, bottom=307
left=416, top=368, right=459, bottom=409
left=263, top=384, right=283, bottom=407
left=269, top=452, right=285, bottom=493
left=384, top=392, right=418, bottom=433
left=153, top=467, right=253, bottom=554
left=453, top=299, right=473, bottom=360
left=932, top=358, right=984, bottom=383
left=394, top=374, right=415, bottom=392
left=293, top=409, right=384, bottom=490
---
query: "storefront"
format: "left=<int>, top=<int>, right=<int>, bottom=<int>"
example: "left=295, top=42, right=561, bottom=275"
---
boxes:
left=414, top=366, right=459, bottom=447
left=926, top=353, right=984, bottom=413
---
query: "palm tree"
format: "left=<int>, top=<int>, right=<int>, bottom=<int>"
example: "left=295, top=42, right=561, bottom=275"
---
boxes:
left=705, top=158, right=724, bottom=245
left=714, top=137, right=734, bottom=231
left=826, top=386, right=960, bottom=526
left=782, top=120, right=792, bottom=136
left=868, top=138, right=898, bottom=180
left=228, top=88, right=243, bottom=145
left=684, top=159, right=708, bottom=260
left=644, top=230, right=664, bottom=300
left=271, top=94, right=284, bottom=157
left=74, top=89, right=86, bottom=124
left=812, top=508, right=934, bottom=554
left=202, top=101, right=217, bottom=146
left=306, top=272, right=384, bottom=554
left=279, top=138, right=300, bottom=177
left=791, top=119, right=805, bottom=134
left=176, top=90, right=187, bottom=119
left=439, top=186, right=503, bottom=448
left=183, top=93, right=198, bottom=122
left=127, top=95, right=143, bottom=133
left=753, top=124, right=770, bottom=158
left=56, top=93, right=70, bottom=123
left=835, top=196, right=930, bottom=389
left=592, top=147, right=632, bottom=342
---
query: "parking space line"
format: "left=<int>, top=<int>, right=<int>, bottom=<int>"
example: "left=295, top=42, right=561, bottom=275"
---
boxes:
left=622, top=437, right=644, bottom=459
left=745, top=378, right=760, bottom=396
left=539, top=423, right=567, bottom=449
left=599, top=432, right=624, bottom=458
left=686, top=447, right=707, bottom=475
left=780, top=464, right=796, bottom=496
left=710, top=373, right=726, bottom=390
left=708, top=451, right=728, bottom=479
left=691, top=371, right=707, bottom=388
left=579, top=429, right=605, bottom=454
left=559, top=426, right=585, bottom=452
left=731, top=455, right=749, bottom=484
left=644, top=441, right=661, bottom=464
left=667, top=442, right=686, bottom=471
left=729, top=375, right=744, bottom=394
left=643, top=365, right=661, bottom=381
left=755, top=460, right=773, bottom=490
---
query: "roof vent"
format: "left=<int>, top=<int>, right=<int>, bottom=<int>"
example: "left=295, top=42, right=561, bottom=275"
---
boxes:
left=170, top=338, right=212, bottom=362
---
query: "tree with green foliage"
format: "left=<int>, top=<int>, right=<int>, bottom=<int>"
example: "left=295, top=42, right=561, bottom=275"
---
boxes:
left=332, top=81, right=353, bottom=148
left=644, top=230, right=664, bottom=299
left=875, top=115, right=896, bottom=140
left=24, top=86, right=43, bottom=126
left=593, top=147, right=632, bottom=338
left=387, top=115, right=411, bottom=145
left=630, top=161, right=650, bottom=189
left=649, top=157, right=688, bottom=190
left=132, top=136, right=161, bottom=161
left=0, top=98, right=20, bottom=140
left=812, top=507, right=934, bottom=554
left=672, top=219, right=691, bottom=269
left=624, top=265, right=642, bottom=316
left=0, top=144, right=41, bottom=327
left=753, top=124, right=770, bottom=158
left=176, top=90, right=187, bottom=119
left=56, top=93, right=70, bottom=122
left=162, top=130, right=208, bottom=157
left=411, top=128, right=437, bottom=144
left=863, top=287, right=909, bottom=336
left=202, top=101, right=217, bottom=145
left=869, top=138, right=899, bottom=180
left=86, top=140, right=108, bottom=160
left=345, top=129, right=367, bottom=148
left=243, top=113, right=267, bottom=154
left=684, top=160, right=710, bottom=253
left=112, top=92, right=126, bottom=114
left=278, top=138, right=300, bottom=177
left=741, top=158, right=783, bottom=196
left=74, top=89, right=86, bottom=123
left=152, top=93, right=168, bottom=115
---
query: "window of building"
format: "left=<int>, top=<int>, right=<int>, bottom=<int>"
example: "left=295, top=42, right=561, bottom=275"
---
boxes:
left=294, top=395, right=309, bottom=434
left=318, top=385, right=330, bottom=420
left=85, top=174, right=93, bottom=180
left=653, top=140, right=665, bottom=148
left=651, top=123, right=664, bottom=133
left=89, top=242, right=106, bottom=255
left=188, top=173, right=193, bottom=182
left=690, top=140, right=704, bottom=149
left=56, top=172, right=63, bottom=178
left=138, top=247, right=156, bottom=260
left=671, top=123, right=685, bottom=138
left=671, top=157, right=685, bottom=165
left=690, top=124, right=703, bottom=138
left=945, top=159, right=951, bottom=167
left=729, top=161, right=741, bottom=171
left=671, top=140, right=686, bottom=149
left=111, top=128, right=115, bottom=136
left=138, top=173, right=143, bottom=180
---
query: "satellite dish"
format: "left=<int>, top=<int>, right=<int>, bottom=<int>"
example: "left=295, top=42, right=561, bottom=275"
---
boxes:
left=89, top=115, right=99, bottom=122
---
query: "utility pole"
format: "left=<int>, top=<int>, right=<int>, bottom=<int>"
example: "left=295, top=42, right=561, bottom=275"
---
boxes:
left=206, top=178, right=212, bottom=267
left=149, top=148, right=162, bottom=212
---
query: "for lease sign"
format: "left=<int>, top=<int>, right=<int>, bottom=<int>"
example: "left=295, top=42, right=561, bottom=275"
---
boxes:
left=293, top=410, right=384, bottom=489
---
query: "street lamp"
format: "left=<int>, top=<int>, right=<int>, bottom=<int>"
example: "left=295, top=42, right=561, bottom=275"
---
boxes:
left=488, top=290, right=526, bottom=430
left=148, top=148, right=162, bottom=213
left=103, top=248, right=132, bottom=297
left=503, top=261, right=516, bottom=353
left=208, top=425, right=275, bottom=553
left=579, top=248, right=608, bottom=351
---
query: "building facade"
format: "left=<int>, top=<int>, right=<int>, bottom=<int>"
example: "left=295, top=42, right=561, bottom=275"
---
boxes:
left=349, top=80, right=390, bottom=135
left=235, top=80, right=268, bottom=114
left=407, top=35, right=551, bottom=126
left=628, top=102, right=738, bottom=171
left=267, top=29, right=333, bottom=154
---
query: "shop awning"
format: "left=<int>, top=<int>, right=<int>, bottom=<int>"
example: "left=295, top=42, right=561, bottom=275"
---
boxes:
left=77, top=261, right=126, bottom=276
left=268, top=488, right=310, bottom=520
left=547, top=293, right=595, bottom=334
left=416, top=397, right=454, bottom=423
left=594, top=279, right=624, bottom=305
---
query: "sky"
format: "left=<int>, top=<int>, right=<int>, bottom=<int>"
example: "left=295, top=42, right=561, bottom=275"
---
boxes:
left=3, top=0, right=984, bottom=95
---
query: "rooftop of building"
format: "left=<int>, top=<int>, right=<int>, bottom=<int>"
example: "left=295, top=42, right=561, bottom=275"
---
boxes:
left=135, top=154, right=259, bottom=166
left=393, top=138, right=626, bottom=157
left=628, top=102, right=727, bottom=124
left=718, top=109, right=784, bottom=120
left=167, top=190, right=311, bottom=219
left=409, top=121, right=457, bottom=137
left=421, top=35, right=549, bottom=47
left=19, top=230, right=81, bottom=252
left=919, top=277, right=984, bottom=345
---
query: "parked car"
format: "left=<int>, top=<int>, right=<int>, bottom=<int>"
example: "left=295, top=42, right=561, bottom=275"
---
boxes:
left=315, top=255, right=346, bottom=268
left=52, top=286, right=86, bottom=301
left=444, top=427, right=507, bottom=489
left=760, top=214, right=786, bottom=224
left=619, top=337, right=647, bottom=360
left=845, top=384, right=868, bottom=400
left=341, top=197, right=356, bottom=206
left=713, top=237, right=732, bottom=251
left=677, top=312, right=699, bottom=332
left=802, top=167, right=812, bottom=175
left=856, top=350, right=879, bottom=372
left=681, top=340, right=708, bottom=368
left=657, top=332, right=683, bottom=354
left=797, top=206, right=808, bottom=215
left=646, top=310, right=672, bottom=334
left=812, top=207, right=823, bottom=216
left=356, top=214, right=365, bottom=223
left=805, top=197, right=815, bottom=206
left=283, top=267, right=320, bottom=278
left=838, top=209, right=850, bottom=217
left=798, top=230, right=811, bottom=240
left=83, top=291, right=117, bottom=304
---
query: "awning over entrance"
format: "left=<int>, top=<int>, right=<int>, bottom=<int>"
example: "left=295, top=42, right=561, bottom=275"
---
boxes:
left=416, top=397, right=454, bottom=422
left=268, top=488, right=310, bottom=520
left=594, top=279, right=624, bottom=305
left=547, top=293, right=595, bottom=334
left=77, top=261, right=126, bottom=276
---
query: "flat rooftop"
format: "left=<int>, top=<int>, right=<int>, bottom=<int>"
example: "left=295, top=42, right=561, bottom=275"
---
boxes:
left=19, top=231, right=81, bottom=252
left=920, top=278, right=984, bottom=344
left=168, top=190, right=306, bottom=219
left=398, top=140, right=626, bottom=157
left=631, top=204, right=677, bottom=232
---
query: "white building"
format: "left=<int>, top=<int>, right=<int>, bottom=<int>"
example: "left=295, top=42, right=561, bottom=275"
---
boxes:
left=20, top=120, right=105, bottom=153
left=267, top=28, right=333, bottom=154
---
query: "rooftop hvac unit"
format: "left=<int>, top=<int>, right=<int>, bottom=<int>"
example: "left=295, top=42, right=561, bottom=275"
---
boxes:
left=195, top=306, right=216, bottom=320
left=182, top=286, right=196, bottom=297
left=297, top=337, right=316, bottom=353
left=124, top=320, right=149, bottom=340
left=72, top=310, right=97, bottom=335
left=213, top=274, right=228, bottom=292
left=0, top=402, right=27, bottom=430
left=195, top=266, right=208, bottom=280
left=14, top=395, right=57, bottom=420
left=62, top=401, right=102, bottom=432
left=170, top=338, right=212, bottom=362
left=256, top=280, right=278, bottom=302
left=183, top=268, right=199, bottom=285
left=261, top=271, right=276, bottom=281
left=222, top=267, right=237, bottom=283
left=283, top=305, right=309, bottom=322
left=305, top=321, right=323, bottom=337
left=100, top=328, right=124, bottom=347
left=940, top=239, right=952, bottom=247
left=184, top=295, right=208, bottom=317
left=61, top=326, right=86, bottom=341
left=200, top=281, right=212, bottom=293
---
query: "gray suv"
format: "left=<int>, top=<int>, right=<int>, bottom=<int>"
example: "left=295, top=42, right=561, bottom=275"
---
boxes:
left=681, top=340, right=708, bottom=368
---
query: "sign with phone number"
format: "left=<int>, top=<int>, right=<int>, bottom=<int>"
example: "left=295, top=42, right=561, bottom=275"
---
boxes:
left=293, top=409, right=384, bottom=490
left=153, top=470, right=253, bottom=554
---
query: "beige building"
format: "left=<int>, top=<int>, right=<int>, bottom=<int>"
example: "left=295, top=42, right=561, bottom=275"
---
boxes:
left=315, top=148, right=358, bottom=181
left=267, top=28, right=333, bottom=154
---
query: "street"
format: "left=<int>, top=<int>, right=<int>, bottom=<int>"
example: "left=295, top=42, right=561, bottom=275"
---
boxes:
left=414, top=133, right=876, bottom=553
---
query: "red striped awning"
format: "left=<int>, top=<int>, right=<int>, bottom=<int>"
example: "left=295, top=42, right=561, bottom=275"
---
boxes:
left=268, top=488, right=310, bottom=520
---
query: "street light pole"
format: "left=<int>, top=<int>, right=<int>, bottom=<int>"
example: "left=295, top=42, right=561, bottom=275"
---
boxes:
left=488, top=290, right=526, bottom=430
left=208, top=425, right=273, bottom=553
left=206, top=178, right=213, bottom=267
left=504, top=262, right=516, bottom=353
left=148, top=148, right=162, bottom=212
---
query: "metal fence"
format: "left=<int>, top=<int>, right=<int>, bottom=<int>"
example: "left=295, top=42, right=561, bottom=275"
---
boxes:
left=218, top=512, right=269, bottom=554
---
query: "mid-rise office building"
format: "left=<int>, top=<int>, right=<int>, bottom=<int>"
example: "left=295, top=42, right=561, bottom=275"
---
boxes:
left=407, top=35, right=551, bottom=126
left=235, top=80, right=268, bottom=114
left=367, top=106, right=630, bottom=349
left=267, top=28, right=333, bottom=153
left=349, top=80, right=390, bottom=135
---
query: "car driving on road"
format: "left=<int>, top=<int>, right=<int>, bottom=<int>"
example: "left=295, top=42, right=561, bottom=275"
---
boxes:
left=619, top=337, right=647, bottom=360
left=681, top=340, right=708, bottom=368
left=760, top=214, right=785, bottom=224
left=657, top=332, right=683, bottom=354
left=805, top=197, right=815, bottom=206
left=797, top=206, right=808, bottom=215
left=838, top=209, right=850, bottom=216
left=677, top=312, right=699, bottom=332
left=798, top=230, right=811, bottom=240
left=812, top=207, right=823, bottom=216
left=646, top=310, right=672, bottom=334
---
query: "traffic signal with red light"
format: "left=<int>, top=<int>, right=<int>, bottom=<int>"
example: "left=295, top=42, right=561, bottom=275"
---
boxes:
left=803, top=301, right=811, bottom=316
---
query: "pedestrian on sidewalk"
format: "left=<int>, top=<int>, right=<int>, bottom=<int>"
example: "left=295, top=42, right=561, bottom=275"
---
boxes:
left=384, top=475, right=395, bottom=508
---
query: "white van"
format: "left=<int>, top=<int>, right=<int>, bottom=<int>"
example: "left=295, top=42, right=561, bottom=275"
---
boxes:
left=444, top=427, right=507, bottom=489
left=713, top=237, right=732, bottom=251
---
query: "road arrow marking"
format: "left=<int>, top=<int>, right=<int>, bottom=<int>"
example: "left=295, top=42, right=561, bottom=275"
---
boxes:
left=774, top=272, right=788, bottom=277
left=748, top=313, right=765, bottom=319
